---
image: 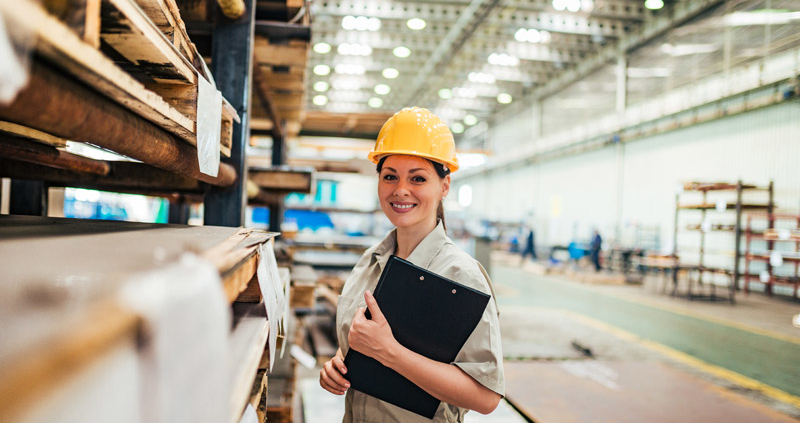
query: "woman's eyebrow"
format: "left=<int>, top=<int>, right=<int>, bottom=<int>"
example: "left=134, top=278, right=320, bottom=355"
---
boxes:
left=408, top=168, right=427, bottom=173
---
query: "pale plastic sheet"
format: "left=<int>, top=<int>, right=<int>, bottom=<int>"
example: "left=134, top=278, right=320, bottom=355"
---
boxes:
left=257, top=241, right=287, bottom=372
left=0, top=3, right=33, bottom=104
left=196, top=74, right=222, bottom=177
left=239, top=404, right=258, bottom=423
left=119, top=254, right=230, bottom=423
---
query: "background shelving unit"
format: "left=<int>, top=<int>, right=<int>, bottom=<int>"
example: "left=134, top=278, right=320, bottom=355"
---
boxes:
left=744, top=213, right=800, bottom=299
left=671, top=181, right=774, bottom=303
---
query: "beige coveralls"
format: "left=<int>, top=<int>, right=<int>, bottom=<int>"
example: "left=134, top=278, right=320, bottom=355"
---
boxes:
left=336, top=221, right=505, bottom=422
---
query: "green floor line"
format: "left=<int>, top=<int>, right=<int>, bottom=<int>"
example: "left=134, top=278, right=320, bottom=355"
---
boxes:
left=491, top=265, right=800, bottom=398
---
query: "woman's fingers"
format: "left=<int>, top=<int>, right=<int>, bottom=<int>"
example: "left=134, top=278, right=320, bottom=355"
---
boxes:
left=319, top=360, right=350, bottom=395
left=332, top=355, right=347, bottom=374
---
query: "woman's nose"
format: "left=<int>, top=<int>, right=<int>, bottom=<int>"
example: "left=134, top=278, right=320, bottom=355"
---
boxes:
left=393, top=179, right=410, bottom=196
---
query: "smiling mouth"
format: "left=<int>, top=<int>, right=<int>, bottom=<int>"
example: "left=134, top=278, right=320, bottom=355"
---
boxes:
left=390, top=202, right=417, bottom=212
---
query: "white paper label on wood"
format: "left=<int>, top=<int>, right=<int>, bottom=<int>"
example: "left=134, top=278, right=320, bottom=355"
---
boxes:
left=257, top=241, right=287, bottom=373
left=700, top=219, right=712, bottom=233
left=196, top=74, right=222, bottom=177
left=239, top=404, right=258, bottom=423
left=759, top=270, right=770, bottom=283
left=778, top=229, right=791, bottom=240
left=715, top=200, right=726, bottom=212
left=0, top=8, right=32, bottom=104
left=118, top=254, right=229, bottom=423
left=769, top=251, right=783, bottom=267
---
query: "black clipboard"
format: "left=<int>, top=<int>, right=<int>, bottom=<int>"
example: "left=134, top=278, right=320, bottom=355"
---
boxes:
left=343, top=255, right=491, bottom=419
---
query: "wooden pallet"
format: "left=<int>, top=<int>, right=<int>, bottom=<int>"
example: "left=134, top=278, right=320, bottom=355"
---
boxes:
left=2, top=0, right=236, bottom=158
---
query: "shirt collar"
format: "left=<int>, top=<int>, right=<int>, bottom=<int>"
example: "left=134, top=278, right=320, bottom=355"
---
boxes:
left=372, top=220, right=448, bottom=272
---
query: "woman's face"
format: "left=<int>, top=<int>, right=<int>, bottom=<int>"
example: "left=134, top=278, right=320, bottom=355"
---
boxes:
left=378, top=155, right=450, bottom=231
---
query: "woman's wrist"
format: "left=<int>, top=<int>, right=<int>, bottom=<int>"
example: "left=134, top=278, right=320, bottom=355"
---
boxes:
left=377, top=338, right=403, bottom=368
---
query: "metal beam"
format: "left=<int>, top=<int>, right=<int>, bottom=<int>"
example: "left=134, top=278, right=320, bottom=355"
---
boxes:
left=494, top=0, right=726, bottom=123
left=205, top=0, right=256, bottom=227
left=0, top=63, right=237, bottom=187
left=254, top=21, right=311, bottom=42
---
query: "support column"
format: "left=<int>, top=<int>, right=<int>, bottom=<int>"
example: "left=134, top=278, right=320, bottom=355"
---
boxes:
left=205, top=0, right=255, bottom=227
left=269, top=131, right=286, bottom=233
left=169, top=196, right=190, bottom=224
left=616, top=55, right=627, bottom=114
left=614, top=55, right=627, bottom=243
left=9, top=180, right=47, bottom=216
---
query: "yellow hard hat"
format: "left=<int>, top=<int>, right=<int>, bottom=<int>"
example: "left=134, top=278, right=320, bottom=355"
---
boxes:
left=368, top=107, right=459, bottom=172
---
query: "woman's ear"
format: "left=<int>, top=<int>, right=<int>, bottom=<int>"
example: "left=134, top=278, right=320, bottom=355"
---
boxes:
left=441, top=174, right=451, bottom=198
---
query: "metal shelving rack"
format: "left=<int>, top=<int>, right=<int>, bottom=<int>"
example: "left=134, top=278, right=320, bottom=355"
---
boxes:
left=744, top=213, right=800, bottom=299
left=671, top=180, right=774, bottom=303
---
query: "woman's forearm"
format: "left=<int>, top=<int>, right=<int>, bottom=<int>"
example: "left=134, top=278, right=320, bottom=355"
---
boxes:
left=378, top=344, right=501, bottom=414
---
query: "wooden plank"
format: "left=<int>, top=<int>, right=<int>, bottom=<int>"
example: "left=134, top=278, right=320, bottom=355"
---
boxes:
left=0, top=301, right=140, bottom=423
left=42, top=0, right=102, bottom=48
left=0, top=0, right=197, bottom=143
left=258, top=67, right=305, bottom=91
left=254, top=38, right=308, bottom=67
left=249, top=167, right=313, bottom=193
left=0, top=136, right=110, bottom=176
left=0, top=121, right=67, bottom=148
left=236, top=274, right=262, bottom=303
left=228, top=302, right=269, bottom=423
left=248, top=369, right=267, bottom=411
left=221, top=252, right=260, bottom=303
left=101, top=0, right=197, bottom=85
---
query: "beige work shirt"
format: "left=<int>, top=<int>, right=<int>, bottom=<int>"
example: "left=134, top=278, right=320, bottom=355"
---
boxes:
left=336, top=221, right=505, bottom=423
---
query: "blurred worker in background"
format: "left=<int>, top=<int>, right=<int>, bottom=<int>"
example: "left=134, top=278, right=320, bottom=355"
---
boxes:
left=319, top=107, right=504, bottom=421
left=591, top=229, right=603, bottom=272
left=520, top=225, right=537, bottom=263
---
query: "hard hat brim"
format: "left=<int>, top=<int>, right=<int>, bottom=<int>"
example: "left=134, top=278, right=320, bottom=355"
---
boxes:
left=368, top=150, right=460, bottom=173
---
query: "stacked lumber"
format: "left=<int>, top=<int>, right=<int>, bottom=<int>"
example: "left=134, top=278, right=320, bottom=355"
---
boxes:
left=0, top=215, right=279, bottom=423
left=0, top=0, right=238, bottom=187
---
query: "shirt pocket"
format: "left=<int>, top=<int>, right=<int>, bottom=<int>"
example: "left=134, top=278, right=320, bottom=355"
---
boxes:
left=336, top=295, right=357, bottom=353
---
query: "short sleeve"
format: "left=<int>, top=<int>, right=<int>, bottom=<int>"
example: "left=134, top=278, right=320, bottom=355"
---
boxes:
left=449, top=264, right=505, bottom=396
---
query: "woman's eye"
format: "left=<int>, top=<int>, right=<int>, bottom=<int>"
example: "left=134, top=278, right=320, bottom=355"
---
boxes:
left=383, top=174, right=397, bottom=181
left=412, top=176, right=426, bottom=183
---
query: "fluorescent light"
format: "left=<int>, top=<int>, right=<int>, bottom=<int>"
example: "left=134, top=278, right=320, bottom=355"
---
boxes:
left=581, top=0, right=594, bottom=13
left=393, top=46, right=411, bottom=58
left=644, top=0, right=663, bottom=10
left=334, top=64, right=366, bottom=75
left=374, top=84, right=391, bottom=95
left=382, top=68, right=399, bottom=79
left=337, top=43, right=372, bottom=56
left=407, top=18, right=426, bottom=30
left=368, top=97, right=383, bottom=108
left=312, top=95, right=328, bottom=106
left=332, top=78, right=360, bottom=90
left=313, top=42, right=331, bottom=54
left=313, top=64, right=331, bottom=76
left=488, top=53, right=519, bottom=66
left=566, top=0, right=580, bottom=12
left=452, top=87, right=477, bottom=98
left=313, top=81, right=329, bottom=92
left=463, top=115, right=478, bottom=126
left=552, top=0, right=566, bottom=11
left=342, top=15, right=381, bottom=31
left=451, top=122, right=465, bottom=134
left=438, top=88, right=452, bottom=99
left=723, top=11, right=800, bottom=26
left=468, top=71, right=496, bottom=84
left=497, top=93, right=513, bottom=104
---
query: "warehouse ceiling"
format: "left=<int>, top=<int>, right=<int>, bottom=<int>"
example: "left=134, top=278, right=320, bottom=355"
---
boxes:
left=303, top=0, right=668, bottom=139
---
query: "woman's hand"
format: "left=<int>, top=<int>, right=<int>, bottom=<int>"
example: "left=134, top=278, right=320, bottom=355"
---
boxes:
left=320, top=348, right=349, bottom=395
left=348, top=290, right=399, bottom=366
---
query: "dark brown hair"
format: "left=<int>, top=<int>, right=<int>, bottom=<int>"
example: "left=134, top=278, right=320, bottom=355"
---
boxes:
left=377, top=156, right=450, bottom=230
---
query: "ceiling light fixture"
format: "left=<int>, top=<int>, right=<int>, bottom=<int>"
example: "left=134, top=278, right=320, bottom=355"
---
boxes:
left=374, top=84, right=391, bottom=95
left=463, top=115, right=478, bottom=126
left=313, top=81, right=329, bottom=92
left=452, top=87, right=477, bottom=98
left=566, top=0, right=581, bottom=12
left=342, top=15, right=381, bottom=31
left=368, top=97, right=384, bottom=108
left=393, top=46, right=411, bottom=58
left=644, top=0, right=664, bottom=10
left=407, top=18, right=426, bottom=30
left=497, top=93, right=513, bottom=104
left=313, top=42, right=331, bottom=54
left=312, top=95, right=328, bottom=106
left=438, top=88, right=452, bottom=99
left=334, top=64, right=366, bottom=75
left=313, top=64, right=331, bottom=76
left=451, top=122, right=465, bottom=134
left=488, top=53, right=520, bottom=66
left=337, top=43, right=373, bottom=56
left=468, top=71, right=496, bottom=84
left=382, top=68, right=399, bottom=79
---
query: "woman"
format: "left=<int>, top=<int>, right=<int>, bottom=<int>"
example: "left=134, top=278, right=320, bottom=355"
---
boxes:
left=319, top=107, right=505, bottom=422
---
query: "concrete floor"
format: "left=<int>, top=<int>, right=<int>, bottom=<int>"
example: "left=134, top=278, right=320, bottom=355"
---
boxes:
left=299, top=255, right=800, bottom=422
